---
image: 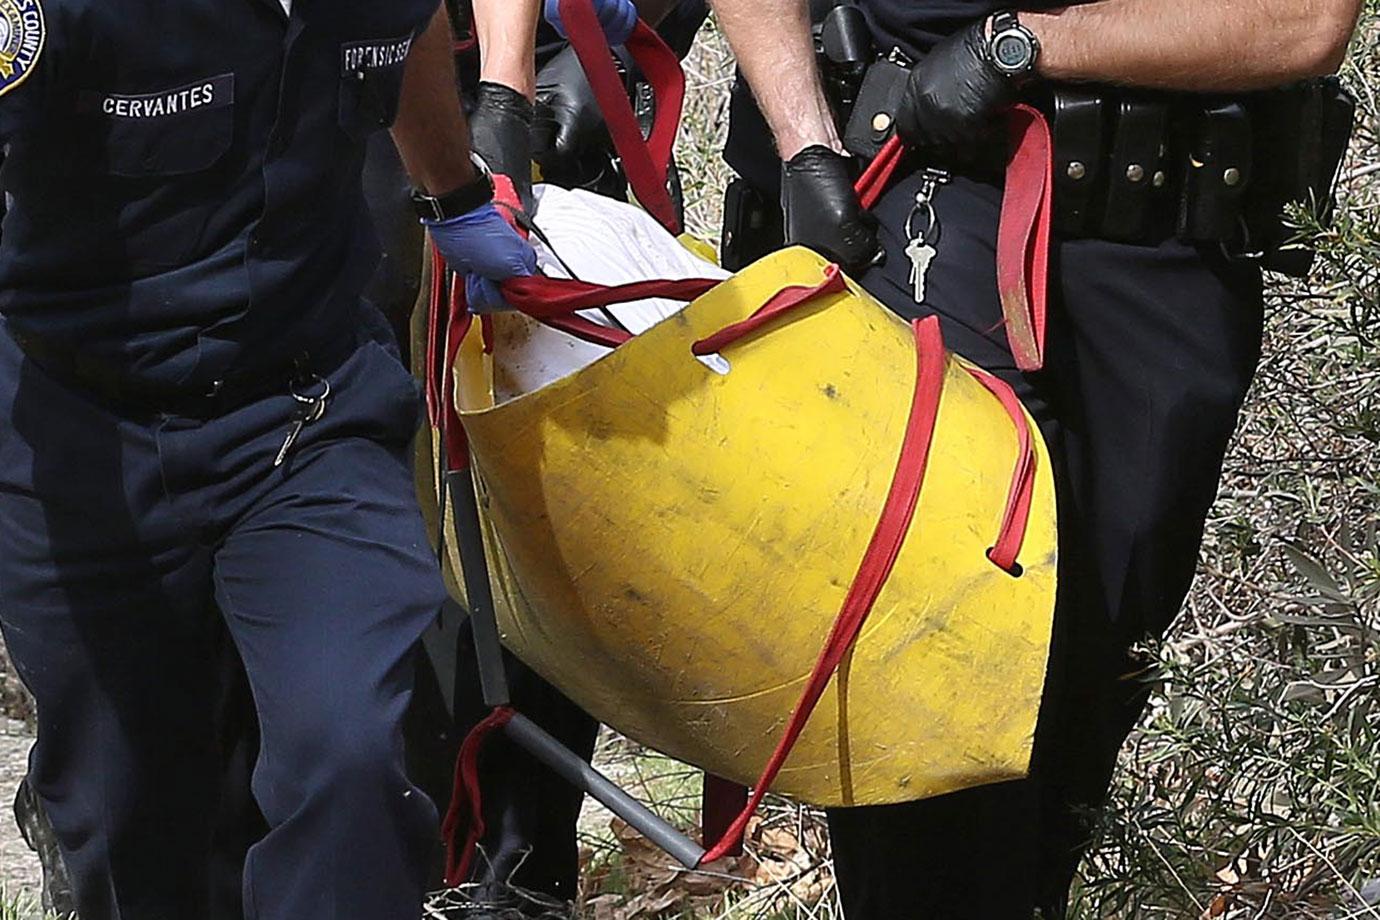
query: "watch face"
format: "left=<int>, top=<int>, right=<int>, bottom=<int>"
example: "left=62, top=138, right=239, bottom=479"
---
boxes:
left=993, top=32, right=1031, bottom=72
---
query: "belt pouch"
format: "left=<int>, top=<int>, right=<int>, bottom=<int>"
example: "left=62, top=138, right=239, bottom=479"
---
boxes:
left=1100, top=95, right=1173, bottom=242
left=1050, top=88, right=1109, bottom=238
left=843, top=54, right=909, bottom=161
left=1176, top=100, right=1252, bottom=245
left=1244, top=77, right=1355, bottom=276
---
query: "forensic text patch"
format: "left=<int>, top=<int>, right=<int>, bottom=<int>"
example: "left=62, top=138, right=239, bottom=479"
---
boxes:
left=341, top=34, right=412, bottom=75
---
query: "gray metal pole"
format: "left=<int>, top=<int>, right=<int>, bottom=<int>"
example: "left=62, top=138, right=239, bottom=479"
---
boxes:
left=503, top=712, right=707, bottom=870
left=445, top=468, right=511, bottom=708
left=445, top=462, right=706, bottom=869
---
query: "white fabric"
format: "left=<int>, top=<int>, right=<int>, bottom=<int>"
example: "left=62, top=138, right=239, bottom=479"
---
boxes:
left=490, top=184, right=730, bottom=403
left=279, top=0, right=291, bottom=14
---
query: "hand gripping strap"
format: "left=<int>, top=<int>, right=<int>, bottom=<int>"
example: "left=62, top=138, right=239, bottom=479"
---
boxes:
left=699, top=315, right=948, bottom=865
left=558, top=0, right=685, bottom=234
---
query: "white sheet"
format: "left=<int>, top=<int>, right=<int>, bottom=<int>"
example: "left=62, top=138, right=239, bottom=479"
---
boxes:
left=491, top=185, right=730, bottom=402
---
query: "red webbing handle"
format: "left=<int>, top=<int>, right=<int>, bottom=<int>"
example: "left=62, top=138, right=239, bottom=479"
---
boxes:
left=425, top=245, right=447, bottom=430
left=965, top=366, right=1036, bottom=573
left=543, top=314, right=634, bottom=348
left=700, top=315, right=949, bottom=865
left=854, top=135, right=907, bottom=210
left=559, top=0, right=684, bottom=234
left=441, top=705, right=517, bottom=886
left=691, top=264, right=847, bottom=355
left=996, top=104, right=1052, bottom=372
left=441, top=284, right=474, bottom=473
left=500, top=273, right=719, bottom=318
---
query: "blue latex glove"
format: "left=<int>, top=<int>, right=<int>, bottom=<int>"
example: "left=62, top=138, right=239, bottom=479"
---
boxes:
left=544, top=0, right=637, bottom=46
left=424, top=202, right=537, bottom=313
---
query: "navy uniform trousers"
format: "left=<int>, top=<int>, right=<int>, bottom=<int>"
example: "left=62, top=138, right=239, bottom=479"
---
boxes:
left=0, top=314, right=448, bottom=920
left=823, top=172, right=1265, bottom=918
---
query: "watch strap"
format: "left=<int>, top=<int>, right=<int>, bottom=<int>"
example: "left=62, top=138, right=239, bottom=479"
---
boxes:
left=412, top=169, right=494, bottom=222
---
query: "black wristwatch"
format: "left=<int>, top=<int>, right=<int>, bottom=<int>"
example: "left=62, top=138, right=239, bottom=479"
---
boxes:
left=411, top=155, right=494, bottom=221
left=987, top=11, right=1041, bottom=81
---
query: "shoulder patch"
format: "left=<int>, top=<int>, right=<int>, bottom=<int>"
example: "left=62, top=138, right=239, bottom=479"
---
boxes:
left=0, top=0, right=43, bottom=99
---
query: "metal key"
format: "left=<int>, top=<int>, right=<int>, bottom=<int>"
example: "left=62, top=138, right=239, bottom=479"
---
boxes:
left=906, top=237, right=938, bottom=303
left=903, top=168, right=951, bottom=306
left=274, top=376, right=331, bottom=468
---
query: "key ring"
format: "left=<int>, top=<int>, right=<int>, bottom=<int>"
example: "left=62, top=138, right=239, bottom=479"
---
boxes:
left=290, top=374, right=331, bottom=411
left=905, top=169, right=951, bottom=246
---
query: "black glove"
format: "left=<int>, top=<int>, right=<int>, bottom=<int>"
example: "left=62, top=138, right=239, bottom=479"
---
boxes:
left=781, top=145, right=880, bottom=272
left=531, top=47, right=618, bottom=188
left=896, top=19, right=1017, bottom=161
left=469, top=81, right=535, bottom=214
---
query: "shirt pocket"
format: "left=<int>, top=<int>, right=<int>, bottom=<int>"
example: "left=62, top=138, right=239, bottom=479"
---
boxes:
left=84, top=73, right=235, bottom=178
left=337, top=34, right=413, bottom=140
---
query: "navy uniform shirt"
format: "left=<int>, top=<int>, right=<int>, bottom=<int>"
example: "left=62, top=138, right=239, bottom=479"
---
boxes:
left=0, top=0, right=438, bottom=388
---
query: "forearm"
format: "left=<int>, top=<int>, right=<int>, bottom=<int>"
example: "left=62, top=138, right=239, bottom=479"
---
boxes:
left=476, top=0, right=542, bottom=99
left=708, top=0, right=838, bottom=159
left=392, top=5, right=479, bottom=195
left=1027, top=0, right=1362, bottom=91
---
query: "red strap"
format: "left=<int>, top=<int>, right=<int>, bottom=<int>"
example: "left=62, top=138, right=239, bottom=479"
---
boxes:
left=425, top=245, right=446, bottom=430
left=559, top=0, right=684, bottom=234
left=964, top=367, right=1036, bottom=573
left=441, top=705, right=517, bottom=886
left=700, top=315, right=948, bottom=864
left=426, top=239, right=475, bottom=472
left=546, top=314, right=634, bottom=348
left=442, top=282, right=474, bottom=472
left=501, top=273, right=719, bottom=318
left=691, top=264, right=847, bottom=356
left=996, top=104, right=1053, bottom=372
left=854, top=135, right=907, bottom=210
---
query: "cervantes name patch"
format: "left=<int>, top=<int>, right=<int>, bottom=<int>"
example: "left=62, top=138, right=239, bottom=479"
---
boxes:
left=0, top=0, right=44, bottom=99
left=82, top=74, right=235, bottom=120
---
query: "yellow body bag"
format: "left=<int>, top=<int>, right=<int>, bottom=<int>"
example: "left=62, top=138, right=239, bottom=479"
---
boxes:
left=418, top=246, right=1057, bottom=808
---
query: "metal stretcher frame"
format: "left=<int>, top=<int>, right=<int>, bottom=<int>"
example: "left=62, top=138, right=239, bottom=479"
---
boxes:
left=442, top=465, right=708, bottom=869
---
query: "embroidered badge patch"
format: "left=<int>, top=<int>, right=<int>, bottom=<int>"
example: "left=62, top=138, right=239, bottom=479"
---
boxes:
left=0, top=0, right=43, bottom=99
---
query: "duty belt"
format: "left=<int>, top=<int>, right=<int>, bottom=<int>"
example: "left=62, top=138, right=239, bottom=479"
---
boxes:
left=839, top=52, right=1355, bottom=277
left=10, top=327, right=356, bottom=420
